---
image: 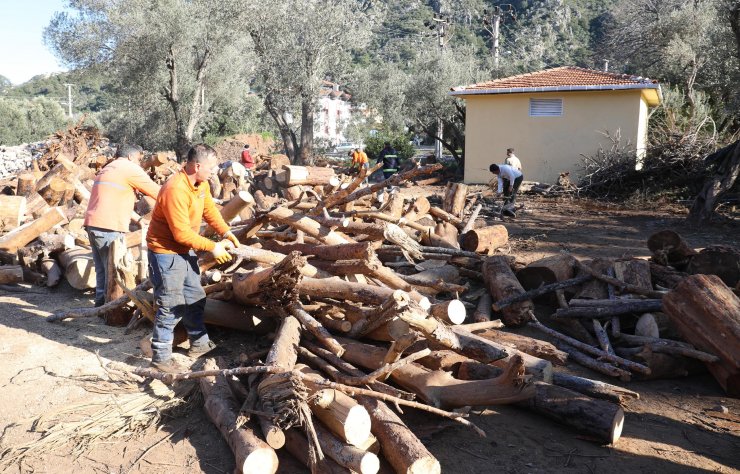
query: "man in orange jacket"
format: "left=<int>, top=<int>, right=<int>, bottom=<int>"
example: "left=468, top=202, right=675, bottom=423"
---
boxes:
left=84, top=144, right=160, bottom=307
left=146, top=144, right=240, bottom=372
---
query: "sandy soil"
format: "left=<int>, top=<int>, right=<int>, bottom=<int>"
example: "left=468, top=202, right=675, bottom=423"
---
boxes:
left=0, top=193, right=738, bottom=474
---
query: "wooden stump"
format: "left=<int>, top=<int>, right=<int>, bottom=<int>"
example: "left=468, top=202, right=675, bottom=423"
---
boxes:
left=58, top=247, right=97, bottom=290
left=461, top=225, right=508, bottom=254
left=15, top=173, right=36, bottom=197
left=647, top=229, right=696, bottom=269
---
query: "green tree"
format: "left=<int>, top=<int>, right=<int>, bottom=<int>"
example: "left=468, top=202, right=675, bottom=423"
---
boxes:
left=45, top=0, right=253, bottom=156
left=241, top=0, right=373, bottom=164
left=0, top=97, right=67, bottom=145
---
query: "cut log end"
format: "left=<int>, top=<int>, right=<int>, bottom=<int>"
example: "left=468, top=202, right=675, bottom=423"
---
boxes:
left=610, top=408, right=625, bottom=445
left=344, top=405, right=373, bottom=447
left=239, top=448, right=280, bottom=474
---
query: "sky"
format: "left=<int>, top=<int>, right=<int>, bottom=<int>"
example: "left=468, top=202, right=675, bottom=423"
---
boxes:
left=0, top=0, right=68, bottom=85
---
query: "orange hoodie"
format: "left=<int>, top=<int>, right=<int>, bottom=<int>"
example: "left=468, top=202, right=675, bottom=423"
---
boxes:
left=84, top=158, right=160, bottom=232
left=146, top=170, right=230, bottom=254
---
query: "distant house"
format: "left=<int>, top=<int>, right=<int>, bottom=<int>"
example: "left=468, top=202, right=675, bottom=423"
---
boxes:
left=450, top=66, right=662, bottom=184
left=315, top=80, right=353, bottom=146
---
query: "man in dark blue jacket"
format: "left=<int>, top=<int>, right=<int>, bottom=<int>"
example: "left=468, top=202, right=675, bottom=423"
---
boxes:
left=378, top=142, right=399, bottom=179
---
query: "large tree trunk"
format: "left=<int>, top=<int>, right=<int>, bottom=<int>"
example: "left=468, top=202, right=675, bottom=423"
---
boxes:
left=662, top=274, right=740, bottom=395
left=298, top=96, right=315, bottom=165
left=688, top=140, right=740, bottom=224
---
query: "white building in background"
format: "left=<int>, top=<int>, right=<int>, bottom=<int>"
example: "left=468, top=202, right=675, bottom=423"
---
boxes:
left=315, top=80, right=353, bottom=146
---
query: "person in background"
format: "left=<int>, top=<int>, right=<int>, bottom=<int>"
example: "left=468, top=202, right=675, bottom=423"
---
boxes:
left=505, top=147, right=522, bottom=172
left=351, top=147, right=369, bottom=173
left=145, top=144, right=240, bottom=373
left=84, top=144, right=160, bottom=307
left=489, top=163, right=524, bottom=205
left=378, top=142, right=399, bottom=179
left=240, top=144, right=254, bottom=170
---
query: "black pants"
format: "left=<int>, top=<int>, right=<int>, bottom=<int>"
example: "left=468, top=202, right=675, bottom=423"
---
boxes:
left=502, top=175, right=523, bottom=205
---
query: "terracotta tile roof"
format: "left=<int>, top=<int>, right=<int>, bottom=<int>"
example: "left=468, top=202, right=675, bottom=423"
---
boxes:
left=451, top=66, right=659, bottom=95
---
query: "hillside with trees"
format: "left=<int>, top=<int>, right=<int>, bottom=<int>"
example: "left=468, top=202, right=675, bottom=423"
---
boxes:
left=2, top=0, right=737, bottom=172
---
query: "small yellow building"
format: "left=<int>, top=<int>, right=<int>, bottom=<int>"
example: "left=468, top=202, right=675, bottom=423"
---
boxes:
left=450, top=66, right=661, bottom=184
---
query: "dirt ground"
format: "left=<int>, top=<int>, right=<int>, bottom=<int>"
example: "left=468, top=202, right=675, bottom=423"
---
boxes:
left=0, top=192, right=738, bottom=474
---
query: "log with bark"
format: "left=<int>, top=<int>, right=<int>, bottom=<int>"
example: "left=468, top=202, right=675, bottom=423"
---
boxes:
left=199, top=359, right=279, bottom=474
left=277, top=165, right=338, bottom=186
left=662, top=274, right=740, bottom=395
left=442, top=182, right=468, bottom=218
left=0, top=207, right=67, bottom=252
left=482, top=256, right=533, bottom=327
left=461, top=225, right=508, bottom=254
left=340, top=340, right=534, bottom=408
left=515, top=254, right=575, bottom=301
left=647, top=230, right=697, bottom=269
left=551, top=373, right=639, bottom=405
left=686, top=245, right=740, bottom=288
left=0, top=265, right=24, bottom=284
left=519, top=382, right=625, bottom=445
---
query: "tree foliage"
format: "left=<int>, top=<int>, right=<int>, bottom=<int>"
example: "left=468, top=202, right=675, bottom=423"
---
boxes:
left=45, top=0, right=254, bottom=156
left=0, top=97, right=68, bottom=145
left=240, top=0, right=373, bottom=164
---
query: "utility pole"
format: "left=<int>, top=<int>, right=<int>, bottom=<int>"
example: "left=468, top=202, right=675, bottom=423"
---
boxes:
left=483, top=5, right=515, bottom=75
left=63, top=83, right=75, bottom=118
left=425, top=13, right=450, bottom=161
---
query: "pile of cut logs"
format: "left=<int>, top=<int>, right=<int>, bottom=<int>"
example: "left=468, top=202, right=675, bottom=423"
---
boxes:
left=2, top=125, right=739, bottom=474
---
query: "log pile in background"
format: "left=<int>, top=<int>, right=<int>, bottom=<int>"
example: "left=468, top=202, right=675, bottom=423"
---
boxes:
left=7, top=128, right=738, bottom=472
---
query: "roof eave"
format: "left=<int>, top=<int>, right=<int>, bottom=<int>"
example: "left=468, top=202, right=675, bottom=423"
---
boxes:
left=449, top=83, right=661, bottom=97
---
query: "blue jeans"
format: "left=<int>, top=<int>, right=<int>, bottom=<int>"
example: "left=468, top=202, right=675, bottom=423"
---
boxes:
left=148, top=250, right=209, bottom=362
left=87, top=227, right=124, bottom=306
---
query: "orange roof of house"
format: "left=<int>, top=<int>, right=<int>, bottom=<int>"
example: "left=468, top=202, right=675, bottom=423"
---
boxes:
left=451, top=66, right=660, bottom=96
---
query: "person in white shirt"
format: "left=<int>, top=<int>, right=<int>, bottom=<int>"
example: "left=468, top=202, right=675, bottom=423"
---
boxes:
left=489, top=163, right=524, bottom=205
left=504, top=148, right=522, bottom=172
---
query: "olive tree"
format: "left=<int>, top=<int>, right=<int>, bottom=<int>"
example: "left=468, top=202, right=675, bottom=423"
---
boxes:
left=45, top=0, right=253, bottom=156
left=237, top=0, right=373, bottom=163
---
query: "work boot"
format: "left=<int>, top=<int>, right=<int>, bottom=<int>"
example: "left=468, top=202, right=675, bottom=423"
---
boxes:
left=188, top=340, right=217, bottom=358
left=150, top=359, right=185, bottom=374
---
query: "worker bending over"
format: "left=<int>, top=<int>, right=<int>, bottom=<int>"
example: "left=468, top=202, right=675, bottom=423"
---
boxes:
left=489, top=163, right=524, bottom=206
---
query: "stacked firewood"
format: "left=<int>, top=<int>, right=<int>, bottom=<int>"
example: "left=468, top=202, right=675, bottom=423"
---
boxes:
left=4, top=125, right=739, bottom=473
left=127, top=164, right=644, bottom=472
